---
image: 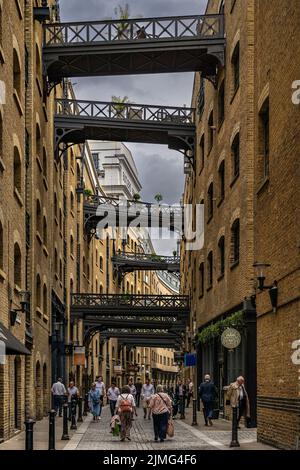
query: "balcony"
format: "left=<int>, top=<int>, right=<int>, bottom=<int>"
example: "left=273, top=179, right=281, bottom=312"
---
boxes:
left=54, top=98, right=195, bottom=161
left=43, top=14, right=225, bottom=83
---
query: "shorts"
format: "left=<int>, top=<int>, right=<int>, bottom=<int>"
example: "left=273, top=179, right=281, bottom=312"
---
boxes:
left=142, top=398, right=150, bottom=409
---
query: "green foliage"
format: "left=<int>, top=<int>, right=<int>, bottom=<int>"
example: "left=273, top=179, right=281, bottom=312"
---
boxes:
left=84, top=188, right=93, bottom=197
left=154, top=193, right=163, bottom=203
left=197, top=311, right=245, bottom=345
left=132, top=193, right=141, bottom=201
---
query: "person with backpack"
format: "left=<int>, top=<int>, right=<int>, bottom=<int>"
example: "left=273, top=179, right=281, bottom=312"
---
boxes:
left=149, top=384, right=172, bottom=442
left=116, top=385, right=137, bottom=441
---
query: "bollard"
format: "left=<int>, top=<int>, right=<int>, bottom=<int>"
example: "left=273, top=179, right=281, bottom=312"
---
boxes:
left=83, top=393, right=89, bottom=417
left=179, top=396, right=185, bottom=419
left=48, top=409, right=56, bottom=450
left=61, top=403, right=70, bottom=440
left=77, top=396, right=83, bottom=423
left=70, top=397, right=77, bottom=430
left=25, top=419, right=36, bottom=450
left=229, top=407, right=240, bottom=447
left=191, top=399, right=198, bottom=426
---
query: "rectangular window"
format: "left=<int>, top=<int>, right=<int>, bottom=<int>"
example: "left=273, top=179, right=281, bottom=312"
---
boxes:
left=232, top=43, right=240, bottom=94
left=261, top=103, right=270, bottom=178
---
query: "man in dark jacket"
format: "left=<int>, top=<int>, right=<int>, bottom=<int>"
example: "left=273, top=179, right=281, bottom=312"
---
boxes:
left=198, top=374, right=218, bottom=426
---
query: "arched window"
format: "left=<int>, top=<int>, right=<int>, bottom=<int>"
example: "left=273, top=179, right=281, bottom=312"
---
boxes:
left=70, top=234, right=74, bottom=255
left=59, top=259, right=63, bottom=280
left=42, top=147, right=47, bottom=179
left=36, top=199, right=42, bottom=234
left=199, top=262, right=204, bottom=298
left=218, top=236, right=225, bottom=277
left=100, top=284, right=103, bottom=294
left=0, top=221, right=3, bottom=270
left=35, top=43, right=41, bottom=80
left=70, top=191, right=75, bottom=212
left=208, top=110, right=214, bottom=153
left=259, top=98, right=270, bottom=179
left=207, top=182, right=214, bottom=220
left=13, top=49, right=21, bottom=96
left=70, top=278, right=74, bottom=294
left=54, top=248, right=58, bottom=273
left=99, top=256, right=103, bottom=270
left=36, top=123, right=41, bottom=161
left=207, top=251, right=213, bottom=288
left=218, top=160, right=225, bottom=202
left=14, top=243, right=21, bottom=287
left=59, top=208, right=63, bottom=231
left=43, top=216, right=47, bottom=245
left=13, top=146, right=22, bottom=194
left=219, top=0, right=225, bottom=14
left=36, top=274, right=41, bottom=308
left=231, top=219, right=240, bottom=265
left=218, top=80, right=225, bottom=125
left=231, top=133, right=240, bottom=179
left=43, top=283, right=47, bottom=314
left=232, top=42, right=240, bottom=94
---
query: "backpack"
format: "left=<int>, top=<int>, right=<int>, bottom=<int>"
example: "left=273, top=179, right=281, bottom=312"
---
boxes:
left=119, top=394, right=132, bottom=413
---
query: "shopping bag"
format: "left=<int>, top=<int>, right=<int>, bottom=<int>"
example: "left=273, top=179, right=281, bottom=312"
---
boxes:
left=167, top=418, right=174, bottom=438
left=112, top=423, right=120, bottom=436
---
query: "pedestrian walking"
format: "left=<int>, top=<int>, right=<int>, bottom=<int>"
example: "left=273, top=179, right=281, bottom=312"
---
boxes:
left=95, top=375, right=106, bottom=418
left=135, top=378, right=142, bottom=407
left=149, top=385, right=172, bottom=443
left=51, top=377, right=66, bottom=416
left=198, top=374, right=218, bottom=426
left=186, top=378, right=194, bottom=408
left=227, top=376, right=250, bottom=428
left=127, top=377, right=136, bottom=398
left=116, top=385, right=137, bottom=442
left=67, top=380, right=79, bottom=420
left=107, top=382, right=120, bottom=416
left=141, top=377, right=155, bottom=419
left=88, top=383, right=101, bottom=421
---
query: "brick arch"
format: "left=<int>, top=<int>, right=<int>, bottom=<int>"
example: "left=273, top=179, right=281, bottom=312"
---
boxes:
left=217, top=149, right=226, bottom=169
left=217, top=226, right=226, bottom=241
left=230, top=208, right=241, bottom=227
left=12, top=133, right=23, bottom=162
left=12, top=35, right=22, bottom=68
left=230, top=29, right=240, bottom=59
left=230, top=123, right=241, bottom=146
left=257, top=83, right=270, bottom=113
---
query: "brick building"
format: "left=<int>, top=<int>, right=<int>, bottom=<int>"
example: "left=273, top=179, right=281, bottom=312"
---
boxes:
left=181, top=0, right=300, bottom=449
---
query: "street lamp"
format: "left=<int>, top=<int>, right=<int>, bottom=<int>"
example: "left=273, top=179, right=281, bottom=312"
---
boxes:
left=10, top=291, right=30, bottom=326
left=253, top=262, right=278, bottom=312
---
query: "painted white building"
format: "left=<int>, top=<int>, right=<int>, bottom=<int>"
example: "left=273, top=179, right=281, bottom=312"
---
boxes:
left=88, top=141, right=142, bottom=200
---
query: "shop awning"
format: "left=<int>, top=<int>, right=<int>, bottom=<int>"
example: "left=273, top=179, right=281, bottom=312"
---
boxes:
left=0, top=322, right=31, bottom=355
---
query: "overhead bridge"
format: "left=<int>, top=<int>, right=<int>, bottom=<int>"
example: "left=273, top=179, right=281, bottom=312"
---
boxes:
left=83, top=194, right=184, bottom=238
left=43, top=14, right=225, bottom=83
left=112, top=252, right=180, bottom=282
left=54, top=99, right=195, bottom=160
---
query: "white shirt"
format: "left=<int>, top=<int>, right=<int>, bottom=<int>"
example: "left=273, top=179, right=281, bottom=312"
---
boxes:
left=189, top=382, right=194, bottom=392
left=51, top=382, right=66, bottom=396
left=128, top=384, right=136, bottom=396
left=141, top=383, right=155, bottom=399
left=67, top=386, right=78, bottom=402
left=95, top=381, right=106, bottom=396
left=108, top=387, right=120, bottom=401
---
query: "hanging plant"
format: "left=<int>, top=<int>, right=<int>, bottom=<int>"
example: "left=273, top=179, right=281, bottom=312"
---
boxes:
left=197, top=310, right=245, bottom=344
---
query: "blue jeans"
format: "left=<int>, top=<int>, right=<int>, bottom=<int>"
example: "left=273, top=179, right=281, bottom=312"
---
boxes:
left=203, top=400, right=214, bottom=422
left=152, top=412, right=169, bottom=440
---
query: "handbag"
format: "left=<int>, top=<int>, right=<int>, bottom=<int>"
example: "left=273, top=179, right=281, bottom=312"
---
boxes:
left=167, top=418, right=174, bottom=438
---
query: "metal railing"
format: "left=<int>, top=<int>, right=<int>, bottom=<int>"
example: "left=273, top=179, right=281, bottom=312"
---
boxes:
left=112, top=252, right=180, bottom=265
left=55, top=99, right=195, bottom=125
left=71, top=293, right=189, bottom=309
left=44, top=14, right=224, bottom=46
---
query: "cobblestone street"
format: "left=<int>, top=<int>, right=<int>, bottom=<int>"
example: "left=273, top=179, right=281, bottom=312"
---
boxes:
left=64, top=406, right=273, bottom=451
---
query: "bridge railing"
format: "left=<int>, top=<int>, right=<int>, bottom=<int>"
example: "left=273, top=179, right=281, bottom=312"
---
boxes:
left=112, top=252, right=180, bottom=264
left=71, top=293, right=189, bottom=309
left=44, top=14, right=224, bottom=46
left=55, top=99, right=195, bottom=125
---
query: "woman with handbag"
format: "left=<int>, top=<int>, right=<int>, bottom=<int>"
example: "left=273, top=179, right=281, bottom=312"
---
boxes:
left=88, top=382, right=101, bottom=421
left=149, top=385, right=173, bottom=442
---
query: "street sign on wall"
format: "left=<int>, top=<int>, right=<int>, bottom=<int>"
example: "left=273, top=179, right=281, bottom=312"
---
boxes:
left=74, top=346, right=85, bottom=366
left=184, top=353, right=196, bottom=366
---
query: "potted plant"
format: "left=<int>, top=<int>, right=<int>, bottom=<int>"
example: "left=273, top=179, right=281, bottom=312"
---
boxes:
left=111, top=95, right=129, bottom=119
left=114, top=4, right=130, bottom=40
left=84, top=188, right=93, bottom=200
left=132, top=193, right=141, bottom=202
left=154, top=193, right=163, bottom=204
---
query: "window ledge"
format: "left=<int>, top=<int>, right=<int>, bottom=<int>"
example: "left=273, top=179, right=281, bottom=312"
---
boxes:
left=43, top=314, right=49, bottom=323
left=0, top=268, right=7, bottom=281
left=36, top=155, right=43, bottom=172
left=70, top=253, right=75, bottom=260
left=59, top=282, right=63, bottom=289
left=43, top=176, right=48, bottom=191
left=14, top=188, right=24, bottom=207
left=0, top=157, right=6, bottom=172
left=43, top=245, right=49, bottom=257
left=13, top=90, right=24, bottom=116
left=217, top=197, right=224, bottom=208
left=230, top=259, right=240, bottom=270
left=207, top=214, right=213, bottom=225
left=36, top=76, right=43, bottom=98
left=230, top=85, right=240, bottom=105
left=256, top=176, right=270, bottom=196
left=14, top=284, right=22, bottom=294
left=230, top=173, right=239, bottom=188
left=36, top=307, right=42, bottom=318
left=36, top=230, right=43, bottom=245
left=0, top=46, right=5, bottom=64
left=217, top=273, right=225, bottom=282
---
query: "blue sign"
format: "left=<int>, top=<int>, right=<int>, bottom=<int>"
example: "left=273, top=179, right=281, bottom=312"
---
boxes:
left=184, top=353, right=196, bottom=366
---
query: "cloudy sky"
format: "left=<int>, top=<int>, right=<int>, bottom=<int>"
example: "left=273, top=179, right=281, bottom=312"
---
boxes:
left=59, top=0, right=207, bottom=253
